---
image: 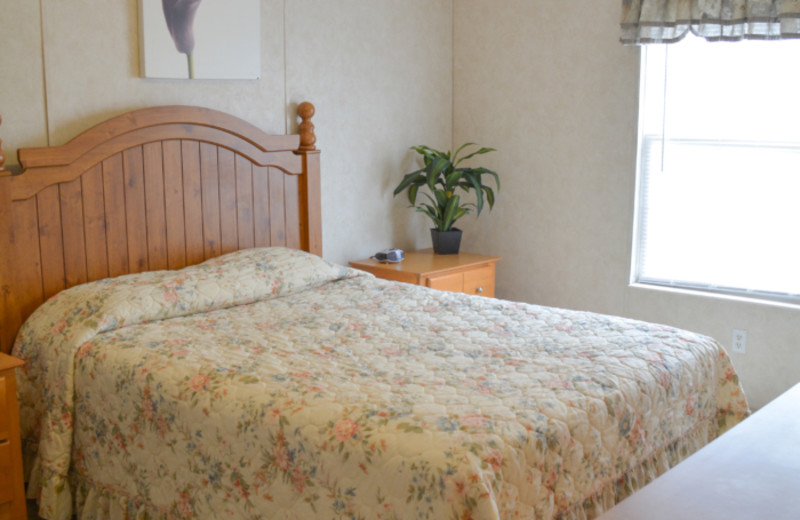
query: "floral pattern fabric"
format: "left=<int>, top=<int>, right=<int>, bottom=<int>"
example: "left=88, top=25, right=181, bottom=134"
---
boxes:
left=621, top=0, right=800, bottom=43
left=13, top=247, right=749, bottom=520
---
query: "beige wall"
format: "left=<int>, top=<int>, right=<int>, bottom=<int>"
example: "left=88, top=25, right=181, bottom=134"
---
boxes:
left=283, top=0, right=452, bottom=262
left=453, top=0, right=800, bottom=409
left=0, top=1, right=48, bottom=156
left=0, top=0, right=451, bottom=265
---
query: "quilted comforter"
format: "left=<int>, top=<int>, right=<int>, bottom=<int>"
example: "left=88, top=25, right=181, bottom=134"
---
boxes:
left=13, top=247, right=748, bottom=520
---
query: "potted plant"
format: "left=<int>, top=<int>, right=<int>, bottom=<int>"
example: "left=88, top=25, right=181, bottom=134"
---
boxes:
left=393, top=143, right=500, bottom=254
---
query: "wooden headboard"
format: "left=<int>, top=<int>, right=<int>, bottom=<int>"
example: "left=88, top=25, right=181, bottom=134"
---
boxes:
left=0, top=103, right=321, bottom=353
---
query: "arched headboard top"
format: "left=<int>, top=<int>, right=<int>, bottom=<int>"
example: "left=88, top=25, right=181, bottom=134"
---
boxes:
left=0, top=102, right=321, bottom=353
left=12, top=105, right=317, bottom=202
left=19, top=105, right=301, bottom=169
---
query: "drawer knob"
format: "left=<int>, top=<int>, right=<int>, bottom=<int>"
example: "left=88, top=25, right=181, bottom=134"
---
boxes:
left=476, top=286, right=484, bottom=293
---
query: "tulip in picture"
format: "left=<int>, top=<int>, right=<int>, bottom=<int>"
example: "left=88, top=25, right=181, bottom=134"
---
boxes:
left=162, top=0, right=202, bottom=78
left=140, top=0, right=260, bottom=79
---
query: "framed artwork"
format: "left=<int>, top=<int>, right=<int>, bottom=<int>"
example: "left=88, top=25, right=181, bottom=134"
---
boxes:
left=138, top=0, right=260, bottom=79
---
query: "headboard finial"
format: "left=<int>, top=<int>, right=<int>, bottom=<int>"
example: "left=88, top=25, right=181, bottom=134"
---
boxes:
left=298, top=102, right=316, bottom=151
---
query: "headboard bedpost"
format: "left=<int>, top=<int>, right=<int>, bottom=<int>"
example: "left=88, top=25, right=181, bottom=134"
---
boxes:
left=295, top=102, right=322, bottom=256
left=0, top=113, right=5, bottom=172
left=0, top=112, right=17, bottom=353
left=0, top=171, right=19, bottom=354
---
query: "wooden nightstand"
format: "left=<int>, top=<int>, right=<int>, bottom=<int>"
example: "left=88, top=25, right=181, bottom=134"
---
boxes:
left=350, top=249, right=501, bottom=297
left=0, top=353, right=26, bottom=520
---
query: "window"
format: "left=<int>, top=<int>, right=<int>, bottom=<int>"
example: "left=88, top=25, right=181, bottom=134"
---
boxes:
left=633, top=36, right=800, bottom=304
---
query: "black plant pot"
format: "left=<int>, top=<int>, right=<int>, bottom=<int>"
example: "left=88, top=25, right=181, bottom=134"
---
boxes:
left=431, top=228, right=462, bottom=255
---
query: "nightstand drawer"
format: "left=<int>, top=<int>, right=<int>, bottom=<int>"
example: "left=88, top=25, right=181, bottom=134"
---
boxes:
left=464, top=265, right=495, bottom=297
left=0, top=354, right=26, bottom=520
left=427, top=265, right=495, bottom=297
left=0, top=375, right=8, bottom=441
left=0, top=440, right=12, bottom=504
left=427, top=271, right=464, bottom=292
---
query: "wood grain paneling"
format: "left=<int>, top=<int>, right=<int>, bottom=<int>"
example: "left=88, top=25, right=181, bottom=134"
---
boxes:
left=218, top=148, right=238, bottom=255
left=235, top=154, right=255, bottom=250
left=59, top=177, right=88, bottom=288
left=163, top=140, right=187, bottom=270
left=123, top=147, right=148, bottom=273
left=103, top=154, right=130, bottom=278
left=182, top=140, right=204, bottom=266
left=37, top=186, right=66, bottom=299
left=253, top=165, right=271, bottom=248
left=82, top=165, right=110, bottom=281
left=200, top=143, right=221, bottom=260
left=0, top=104, right=321, bottom=353
left=11, top=198, right=44, bottom=320
left=143, top=142, right=168, bottom=271
left=269, top=168, right=286, bottom=247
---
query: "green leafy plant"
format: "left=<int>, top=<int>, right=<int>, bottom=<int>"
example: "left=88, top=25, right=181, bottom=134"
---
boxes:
left=393, top=143, right=500, bottom=232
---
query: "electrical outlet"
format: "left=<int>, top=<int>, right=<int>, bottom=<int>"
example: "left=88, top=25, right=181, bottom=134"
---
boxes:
left=732, top=329, right=747, bottom=354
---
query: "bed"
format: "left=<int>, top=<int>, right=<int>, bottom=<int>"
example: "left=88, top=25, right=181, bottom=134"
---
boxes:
left=0, top=104, right=749, bottom=520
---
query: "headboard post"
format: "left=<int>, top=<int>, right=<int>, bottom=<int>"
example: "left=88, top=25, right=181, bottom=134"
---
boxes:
left=295, top=102, right=322, bottom=255
left=0, top=111, right=16, bottom=352
left=298, top=151, right=322, bottom=256
left=0, top=113, right=5, bottom=172
left=0, top=172, right=19, bottom=354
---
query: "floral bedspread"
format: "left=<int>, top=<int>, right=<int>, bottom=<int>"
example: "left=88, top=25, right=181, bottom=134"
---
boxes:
left=13, top=247, right=748, bottom=520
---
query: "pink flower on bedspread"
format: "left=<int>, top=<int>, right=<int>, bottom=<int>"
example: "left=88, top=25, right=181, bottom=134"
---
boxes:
left=142, top=395, right=156, bottom=422
left=163, top=289, right=178, bottom=303
left=50, top=319, right=67, bottom=335
left=546, top=379, right=571, bottom=390
left=483, top=449, right=503, bottom=472
left=157, top=416, right=169, bottom=438
left=76, top=342, right=92, bottom=359
left=272, top=444, right=290, bottom=472
left=197, top=319, right=217, bottom=331
left=445, top=474, right=469, bottom=504
left=61, top=411, right=73, bottom=430
left=178, top=490, right=193, bottom=517
left=291, top=466, right=306, bottom=494
left=685, top=396, right=696, bottom=417
left=629, top=417, right=644, bottom=445
left=459, top=414, right=489, bottom=430
left=334, top=419, right=360, bottom=442
left=188, top=373, right=210, bottom=392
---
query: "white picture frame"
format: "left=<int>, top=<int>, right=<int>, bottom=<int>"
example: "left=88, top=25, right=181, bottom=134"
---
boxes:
left=138, top=0, right=260, bottom=80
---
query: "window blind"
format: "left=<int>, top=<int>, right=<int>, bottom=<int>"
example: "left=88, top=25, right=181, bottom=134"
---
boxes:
left=633, top=37, right=800, bottom=304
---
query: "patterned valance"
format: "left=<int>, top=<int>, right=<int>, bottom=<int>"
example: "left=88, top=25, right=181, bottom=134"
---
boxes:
left=621, top=0, right=800, bottom=43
